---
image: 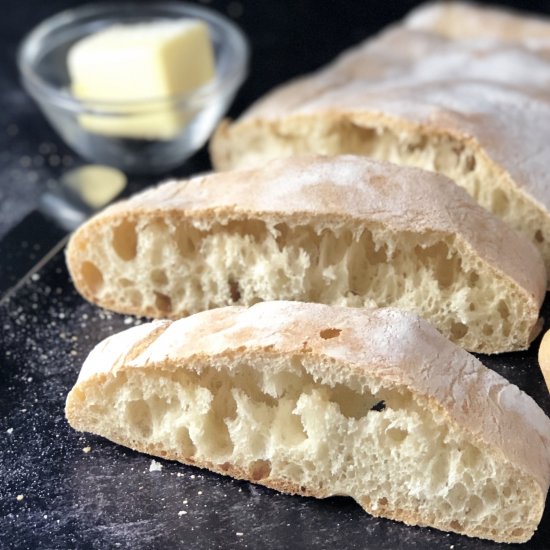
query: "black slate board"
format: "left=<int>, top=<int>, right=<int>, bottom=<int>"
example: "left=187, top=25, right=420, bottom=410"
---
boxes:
left=1, top=250, right=549, bottom=550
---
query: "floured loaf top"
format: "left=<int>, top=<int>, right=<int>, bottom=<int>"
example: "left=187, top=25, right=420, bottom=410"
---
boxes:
left=405, top=1, right=550, bottom=49
left=243, top=26, right=550, bottom=122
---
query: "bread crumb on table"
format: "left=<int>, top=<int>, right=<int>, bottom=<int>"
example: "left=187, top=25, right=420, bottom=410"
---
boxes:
left=178, top=510, right=188, bottom=516
left=82, top=446, right=91, bottom=453
left=16, top=495, right=24, bottom=501
left=149, top=459, right=163, bottom=472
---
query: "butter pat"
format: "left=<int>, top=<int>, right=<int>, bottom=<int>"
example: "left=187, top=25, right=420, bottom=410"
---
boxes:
left=68, top=20, right=215, bottom=140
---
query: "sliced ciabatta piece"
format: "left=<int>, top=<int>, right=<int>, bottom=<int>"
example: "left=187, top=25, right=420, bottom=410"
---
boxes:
left=210, top=39, right=550, bottom=285
left=405, top=1, right=550, bottom=49
left=65, top=302, right=550, bottom=543
left=538, top=331, right=550, bottom=393
left=66, top=155, right=545, bottom=354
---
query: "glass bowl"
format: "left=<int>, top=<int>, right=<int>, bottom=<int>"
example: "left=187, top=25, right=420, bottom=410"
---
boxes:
left=17, top=2, right=249, bottom=174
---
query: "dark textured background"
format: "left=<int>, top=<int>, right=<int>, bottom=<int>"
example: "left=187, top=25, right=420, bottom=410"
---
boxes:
left=1, top=1, right=550, bottom=549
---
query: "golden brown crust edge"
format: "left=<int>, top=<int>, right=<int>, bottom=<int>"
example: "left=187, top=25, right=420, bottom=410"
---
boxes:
left=404, top=1, right=550, bottom=45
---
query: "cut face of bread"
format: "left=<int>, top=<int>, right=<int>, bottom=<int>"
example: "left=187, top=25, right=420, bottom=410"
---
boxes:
left=537, top=331, right=550, bottom=394
left=210, top=31, right=550, bottom=286
left=65, top=302, right=550, bottom=543
left=405, top=1, right=550, bottom=48
left=66, top=155, right=545, bottom=354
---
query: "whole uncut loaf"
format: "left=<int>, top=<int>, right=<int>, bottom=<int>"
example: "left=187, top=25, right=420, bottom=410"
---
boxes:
left=405, top=1, right=550, bottom=49
left=65, top=155, right=545, bottom=354
left=65, top=302, right=550, bottom=543
left=210, top=29, right=550, bottom=285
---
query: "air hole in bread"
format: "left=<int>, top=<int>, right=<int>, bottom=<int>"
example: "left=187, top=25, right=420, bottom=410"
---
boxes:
left=146, top=221, right=170, bottom=266
left=448, top=483, right=468, bottom=510
left=460, top=444, right=481, bottom=468
left=467, top=495, right=484, bottom=517
left=151, top=269, right=168, bottom=286
left=229, top=279, right=241, bottom=302
left=415, top=242, right=459, bottom=289
left=450, top=520, right=463, bottom=531
left=81, top=261, right=103, bottom=293
left=175, top=222, right=200, bottom=256
left=492, top=189, right=510, bottom=216
left=482, top=481, right=499, bottom=505
left=127, top=289, right=143, bottom=308
left=434, top=143, right=462, bottom=172
left=319, top=328, right=341, bottom=339
left=450, top=322, right=468, bottom=340
left=125, top=399, right=152, bottom=438
left=154, top=292, right=172, bottom=314
left=112, top=220, right=137, bottom=261
left=386, top=427, right=408, bottom=443
left=225, top=219, right=268, bottom=242
left=176, top=426, right=196, bottom=457
left=535, top=230, right=545, bottom=243
left=119, top=277, right=134, bottom=288
left=430, top=454, right=450, bottom=488
left=497, top=300, right=510, bottom=319
left=330, top=383, right=380, bottom=419
left=250, top=459, right=272, bottom=481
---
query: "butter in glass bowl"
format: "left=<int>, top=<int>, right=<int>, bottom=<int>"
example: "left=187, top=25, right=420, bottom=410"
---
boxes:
left=18, top=2, right=249, bottom=174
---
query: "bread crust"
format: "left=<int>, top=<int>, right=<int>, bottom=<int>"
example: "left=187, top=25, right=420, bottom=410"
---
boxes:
left=405, top=1, right=550, bottom=47
left=66, top=302, right=550, bottom=543
left=66, top=155, right=546, bottom=353
left=222, top=26, right=550, bottom=128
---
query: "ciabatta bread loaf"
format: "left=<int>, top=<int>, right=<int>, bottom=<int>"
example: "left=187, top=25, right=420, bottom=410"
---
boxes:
left=235, top=26, right=550, bottom=125
left=210, top=32, right=550, bottom=285
left=65, top=302, right=550, bottom=543
left=66, top=155, right=545, bottom=354
left=405, top=1, right=550, bottom=49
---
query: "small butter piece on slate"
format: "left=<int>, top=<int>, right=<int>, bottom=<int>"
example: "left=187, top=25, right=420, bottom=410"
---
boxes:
left=67, top=20, right=215, bottom=140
